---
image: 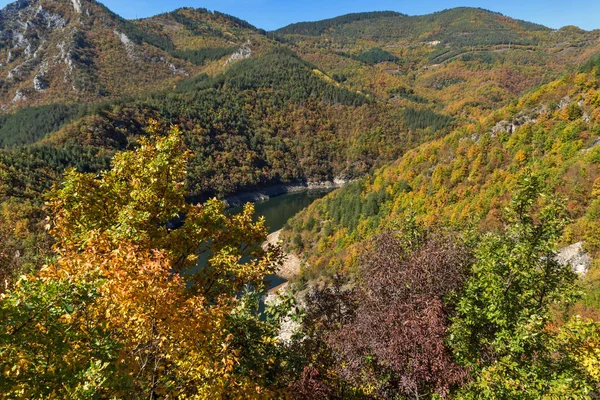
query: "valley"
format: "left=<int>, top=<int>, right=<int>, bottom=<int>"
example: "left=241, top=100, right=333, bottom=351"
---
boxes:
left=1, top=0, right=600, bottom=398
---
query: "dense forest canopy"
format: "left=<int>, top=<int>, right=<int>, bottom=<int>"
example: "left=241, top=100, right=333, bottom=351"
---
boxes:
left=274, top=11, right=405, bottom=36
left=0, top=104, right=86, bottom=148
left=1, top=0, right=600, bottom=397
left=275, top=7, right=549, bottom=47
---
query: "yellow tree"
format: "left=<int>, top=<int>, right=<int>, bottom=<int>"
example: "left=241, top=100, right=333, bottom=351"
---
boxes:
left=1, top=122, right=286, bottom=398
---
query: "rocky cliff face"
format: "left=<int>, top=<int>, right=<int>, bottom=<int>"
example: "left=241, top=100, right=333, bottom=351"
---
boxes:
left=224, top=41, right=252, bottom=66
left=0, top=1, right=273, bottom=111
left=0, top=0, right=72, bottom=102
left=0, top=0, right=191, bottom=110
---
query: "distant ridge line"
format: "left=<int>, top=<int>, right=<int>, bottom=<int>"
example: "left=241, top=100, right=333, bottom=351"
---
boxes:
left=273, top=7, right=554, bottom=36
left=274, top=11, right=404, bottom=35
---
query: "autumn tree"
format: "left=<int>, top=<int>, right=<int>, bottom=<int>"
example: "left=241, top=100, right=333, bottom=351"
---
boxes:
left=0, top=123, right=288, bottom=398
left=289, top=274, right=361, bottom=400
left=332, top=223, right=471, bottom=399
left=292, top=218, right=472, bottom=399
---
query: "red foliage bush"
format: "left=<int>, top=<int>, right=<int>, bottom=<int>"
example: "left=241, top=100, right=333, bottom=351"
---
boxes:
left=327, top=230, right=472, bottom=398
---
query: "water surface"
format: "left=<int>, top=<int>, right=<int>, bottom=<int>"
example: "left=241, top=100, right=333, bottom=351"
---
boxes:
left=230, top=189, right=333, bottom=289
left=230, top=189, right=332, bottom=234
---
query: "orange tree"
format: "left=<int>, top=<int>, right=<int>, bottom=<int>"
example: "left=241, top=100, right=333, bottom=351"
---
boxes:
left=0, top=123, right=289, bottom=398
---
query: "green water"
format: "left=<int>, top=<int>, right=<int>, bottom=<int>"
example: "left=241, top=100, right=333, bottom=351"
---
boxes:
left=230, top=189, right=332, bottom=289
left=230, top=189, right=332, bottom=234
left=187, top=190, right=331, bottom=293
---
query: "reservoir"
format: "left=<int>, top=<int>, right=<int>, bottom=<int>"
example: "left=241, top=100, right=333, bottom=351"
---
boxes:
left=190, top=189, right=331, bottom=284
left=229, top=189, right=333, bottom=289
left=229, top=189, right=333, bottom=234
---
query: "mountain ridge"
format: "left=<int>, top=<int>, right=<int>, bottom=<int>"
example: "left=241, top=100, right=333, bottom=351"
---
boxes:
left=0, top=0, right=268, bottom=111
left=274, top=7, right=552, bottom=36
left=1, top=0, right=599, bottom=112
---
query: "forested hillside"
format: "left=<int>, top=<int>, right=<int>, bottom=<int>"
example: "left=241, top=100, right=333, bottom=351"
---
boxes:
left=0, top=0, right=266, bottom=110
left=2, top=46, right=455, bottom=200
left=278, top=8, right=600, bottom=117
left=2, top=1, right=600, bottom=398
left=271, top=51, right=600, bottom=398
left=276, top=8, right=548, bottom=44
left=283, top=56, right=600, bottom=290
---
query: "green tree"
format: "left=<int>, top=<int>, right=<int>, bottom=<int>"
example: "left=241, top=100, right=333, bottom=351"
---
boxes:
left=449, top=173, right=597, bottom=398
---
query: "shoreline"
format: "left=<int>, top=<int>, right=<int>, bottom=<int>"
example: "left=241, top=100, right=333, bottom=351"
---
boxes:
left=263, top=229, right=302, bottom=295
left=264, top=229, right=302, bottom=281
left=223, top=179, right=346, bottom=208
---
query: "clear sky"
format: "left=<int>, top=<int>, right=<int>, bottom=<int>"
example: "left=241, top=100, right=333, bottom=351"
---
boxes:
left=2, top=0, right=599, bottom=31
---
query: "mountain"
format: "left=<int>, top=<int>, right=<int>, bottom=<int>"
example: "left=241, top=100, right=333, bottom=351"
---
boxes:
left=139, top=7, right=274, bottom=70
left=0, top=1, right=264, bottom=111
left=282, top=54, right=600, bottom=284
left=275, top=11, right=405, bottom=36
left=276, top=8, right=549, bottom=45
left=2, top=3, right=599, bottom=115
left=142, top=7, right=264, bottom=48
left=276, top=8, right=600, bottom=115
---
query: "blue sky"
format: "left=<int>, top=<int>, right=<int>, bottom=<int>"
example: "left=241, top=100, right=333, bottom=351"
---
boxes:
left=2, top=0, right=599, bottom=31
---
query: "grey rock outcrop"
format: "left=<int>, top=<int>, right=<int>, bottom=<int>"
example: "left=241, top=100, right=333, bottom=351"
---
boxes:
left=558, top=96, right=571, bottom=110
left=12, top=89, right=25, bottom=102
left=557, top=242, right=591, bottom=276
left=71, top=0, right=81, bottom=14
left=224, top=41, right=252, bottom=66
left=264, top=292, right=301, bottom=343
left=586, top=137, right=600, bottom=150
left=33, top=72, right=48, bottom=91
left=490, top=107, right=544, bottom=137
